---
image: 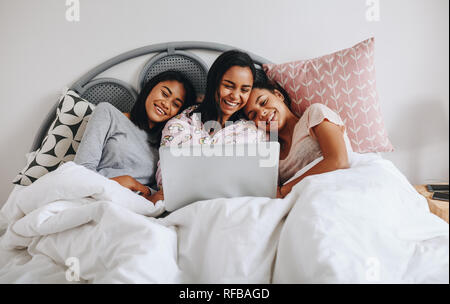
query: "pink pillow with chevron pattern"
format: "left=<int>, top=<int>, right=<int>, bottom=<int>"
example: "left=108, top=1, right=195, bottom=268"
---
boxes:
left=263, top=37, right=393, bottom=153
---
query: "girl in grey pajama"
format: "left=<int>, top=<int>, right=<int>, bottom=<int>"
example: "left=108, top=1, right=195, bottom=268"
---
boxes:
left=74, top=71, right=196, bottom=203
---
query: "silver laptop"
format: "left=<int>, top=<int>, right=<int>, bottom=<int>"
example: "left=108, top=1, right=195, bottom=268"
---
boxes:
left=159, top=142, right=280, bottom=212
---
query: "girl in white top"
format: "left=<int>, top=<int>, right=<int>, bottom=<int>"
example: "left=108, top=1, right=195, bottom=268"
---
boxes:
left=243, top=80, right=353, bottom=198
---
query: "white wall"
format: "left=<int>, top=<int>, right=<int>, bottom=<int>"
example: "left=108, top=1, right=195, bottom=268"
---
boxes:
left=0, top=0, right=448, bottom=206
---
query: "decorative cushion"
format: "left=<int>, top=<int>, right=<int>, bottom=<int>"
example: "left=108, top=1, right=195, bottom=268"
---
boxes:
left=263, top=37, right=394, bottom=153
left=13, top=89, right=95, bottom=186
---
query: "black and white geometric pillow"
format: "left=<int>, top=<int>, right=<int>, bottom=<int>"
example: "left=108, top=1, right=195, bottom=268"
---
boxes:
left=13, top=89, right=96, bottom=186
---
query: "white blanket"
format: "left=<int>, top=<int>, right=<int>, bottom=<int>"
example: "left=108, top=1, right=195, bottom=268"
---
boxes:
left=0, top=153, right=448, bottom=283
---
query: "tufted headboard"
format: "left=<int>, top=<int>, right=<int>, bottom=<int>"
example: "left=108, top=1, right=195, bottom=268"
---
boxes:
left=30, top=41, right=272, bottom=152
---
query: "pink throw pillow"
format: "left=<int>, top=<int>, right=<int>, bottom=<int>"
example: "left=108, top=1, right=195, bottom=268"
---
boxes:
left=263, top=37, right=393, bottom=153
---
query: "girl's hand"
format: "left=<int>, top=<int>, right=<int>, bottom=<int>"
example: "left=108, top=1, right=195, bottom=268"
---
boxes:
left=110, top=175, right=151, bottom=197
left=144, top=188, right=164, bottom=205
left=276, top=186, right=284, bottom=198
left=277, top=185, right=291, bottom=199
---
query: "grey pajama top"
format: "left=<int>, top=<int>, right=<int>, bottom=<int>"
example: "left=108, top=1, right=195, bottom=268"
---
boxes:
left=74, top=102, right=159, bottom=187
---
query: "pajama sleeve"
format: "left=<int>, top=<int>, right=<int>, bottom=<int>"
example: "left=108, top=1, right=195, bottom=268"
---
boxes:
left=301, top=103, right=346, bottom=140
left=73, top=103, right=112, bottom=172
left=155, top=113, right=198, bottom=187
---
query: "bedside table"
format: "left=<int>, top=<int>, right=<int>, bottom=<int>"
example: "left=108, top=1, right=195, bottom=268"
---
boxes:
left=414, top=184, right=449, bottom=223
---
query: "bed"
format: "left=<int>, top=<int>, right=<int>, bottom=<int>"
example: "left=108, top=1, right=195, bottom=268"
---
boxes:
left=0, top=41, right=448, bottom=283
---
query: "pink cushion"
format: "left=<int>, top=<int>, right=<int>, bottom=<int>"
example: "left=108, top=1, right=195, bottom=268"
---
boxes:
left=263, top=37, right=393, bottom=153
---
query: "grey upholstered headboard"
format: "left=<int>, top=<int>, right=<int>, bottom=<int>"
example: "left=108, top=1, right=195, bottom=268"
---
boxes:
left=30, top=41, right=272, bottom=152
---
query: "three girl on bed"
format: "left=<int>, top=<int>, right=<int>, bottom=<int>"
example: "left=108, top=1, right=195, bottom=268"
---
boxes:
left=75, top=50, right=352, bottom=204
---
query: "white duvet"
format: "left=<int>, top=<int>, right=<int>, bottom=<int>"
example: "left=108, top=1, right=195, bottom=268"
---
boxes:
left=0, top=153, right=448, bottom=283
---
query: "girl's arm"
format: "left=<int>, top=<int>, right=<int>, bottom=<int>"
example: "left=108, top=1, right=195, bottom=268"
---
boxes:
left=74, top=103, right=112, bottom=171
left=278, top=120, right=350, bottom=198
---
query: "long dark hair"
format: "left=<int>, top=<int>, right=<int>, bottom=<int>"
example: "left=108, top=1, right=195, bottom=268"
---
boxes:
left=130, top=70, right=196, bottom=146
left=252, top=79, right=291, bottom=108
left=192, top=50, right=256, bottom=124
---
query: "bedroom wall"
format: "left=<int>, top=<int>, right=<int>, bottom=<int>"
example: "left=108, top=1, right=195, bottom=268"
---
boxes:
left=0, top=0, right=448, bottom=207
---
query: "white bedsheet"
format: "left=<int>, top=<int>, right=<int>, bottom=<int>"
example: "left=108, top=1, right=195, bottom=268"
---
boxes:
left=0, top=153, right=448, bottom=283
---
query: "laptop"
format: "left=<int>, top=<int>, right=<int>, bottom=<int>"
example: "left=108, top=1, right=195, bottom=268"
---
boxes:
left=159, top=142, right=280, bottom=212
